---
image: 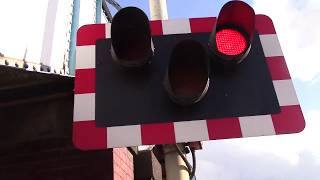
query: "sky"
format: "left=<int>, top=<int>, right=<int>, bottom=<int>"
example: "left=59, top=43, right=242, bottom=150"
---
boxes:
left=0, top=0, right=320, bottom=179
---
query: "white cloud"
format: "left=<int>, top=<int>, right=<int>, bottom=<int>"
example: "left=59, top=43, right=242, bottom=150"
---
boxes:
left=253, top=0, right=320, bottom=82
left=0, top=0, right=48, bottom=61
left=79, top=0, right=96, bottom=27
left=231, top=110, right=320, bottom=164
left=195, top=110, right=320, bottom=179
left=0, top=0, right=77, bottom=69
left=196, top=145, right=320, bottom=180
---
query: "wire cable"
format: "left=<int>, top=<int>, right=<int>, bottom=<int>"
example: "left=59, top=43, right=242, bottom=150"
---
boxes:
left=190, top=148, right=196, bottom=179
left=174, top=144, right=197, bottom=180
left=105, top=0, right=122, bottom=10
left=174, top=145, right=192, bottom=173
left=102, top=0, right=113, bottom=22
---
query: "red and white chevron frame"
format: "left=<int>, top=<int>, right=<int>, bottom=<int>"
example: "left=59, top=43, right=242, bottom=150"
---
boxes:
left=73, top=15, right=305, bottom=150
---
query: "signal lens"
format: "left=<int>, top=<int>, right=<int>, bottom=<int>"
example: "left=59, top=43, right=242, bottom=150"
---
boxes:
left=215, top=29, right=247, bottom=56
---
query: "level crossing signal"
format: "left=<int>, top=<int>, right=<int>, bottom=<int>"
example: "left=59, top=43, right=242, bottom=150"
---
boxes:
left=73, top=1, right=305, bottom=150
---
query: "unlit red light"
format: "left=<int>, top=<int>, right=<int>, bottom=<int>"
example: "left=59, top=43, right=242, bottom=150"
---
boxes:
left=215, top=29, right=248, bottom=56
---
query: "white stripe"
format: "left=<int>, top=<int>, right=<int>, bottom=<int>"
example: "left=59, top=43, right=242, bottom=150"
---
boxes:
left=239, top=115, right=275, bottom=137
left=107, top=125, right=142, bottom=148
left=76, top=45, right=95, bottom=69
left=260, top=34, right=283, bottom=57
left=273, top=80, right=299, bottom=106
left=73, top=93, right=95, bottom=121
left=105, top=23, right=111, bottom=39
left=174, top=120, right=209, bottom=143
left=162, top=19, right=191, bottom=35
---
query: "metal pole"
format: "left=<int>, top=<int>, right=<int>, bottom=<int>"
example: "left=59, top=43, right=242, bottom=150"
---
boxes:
left=149, top=0, right=168, bottom=20
left=68, top=0, right=80, bottom=75
left=95, top=0, right=102, bottom=23
left=163, top=144, right=190, bottom=180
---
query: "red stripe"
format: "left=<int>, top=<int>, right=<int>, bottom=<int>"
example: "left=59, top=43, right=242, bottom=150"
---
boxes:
left=272, top=105, right=305, bottom=134
left=141, top=122, right=176, bottom=145
left=77, top=24, right=106, bottom=46
left=255, top=15, right=276, bottom=35
left=266, top=56, right=291, bottom=80
left=74, top=69, right=96, bottom=94
left=189, top=17, right=216, bottom=33
left=206, top=117, right=242, bottom=140
left=150, top=20, right=163, bottom=36
left=73, top=121, right=107, bottom=150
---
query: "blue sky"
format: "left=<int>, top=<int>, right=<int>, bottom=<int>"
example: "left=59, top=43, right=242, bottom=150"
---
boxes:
left=109, top=0, right=252, bottom=19
left=0, top=0, right=319, bottom=179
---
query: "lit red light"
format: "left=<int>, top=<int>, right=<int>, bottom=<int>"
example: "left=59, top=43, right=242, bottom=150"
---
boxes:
left=215, top=29, right=248, bottom=56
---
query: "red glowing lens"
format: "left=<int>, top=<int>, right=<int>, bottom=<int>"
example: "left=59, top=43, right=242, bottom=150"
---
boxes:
left=216, top=29, right=248, bottom=56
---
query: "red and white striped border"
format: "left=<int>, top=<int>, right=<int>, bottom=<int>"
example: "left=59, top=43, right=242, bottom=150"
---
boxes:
left=73, top=15, right=305, bottom=150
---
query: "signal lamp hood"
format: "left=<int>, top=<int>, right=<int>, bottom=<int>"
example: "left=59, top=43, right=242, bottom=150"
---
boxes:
left=209, top=1, right=255, bottom=64
left=164, top=40, right=210, bottom=106
left=111, top=7, right=153, bottom=67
